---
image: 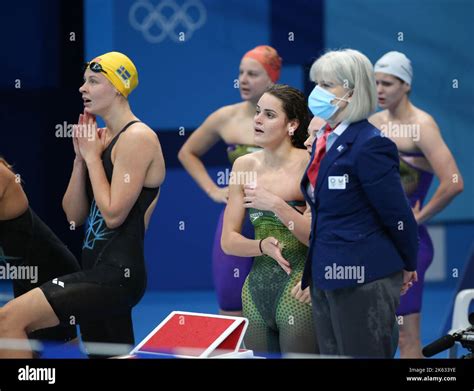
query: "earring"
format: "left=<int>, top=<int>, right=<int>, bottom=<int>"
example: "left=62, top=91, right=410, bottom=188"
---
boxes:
left=289, top=129, right=295, bottom=136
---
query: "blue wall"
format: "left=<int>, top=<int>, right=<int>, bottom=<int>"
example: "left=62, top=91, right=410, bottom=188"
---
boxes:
left=84, top=0, right=313, bottom=129
left=86, top=0, right=271, bottom=129
left=1, top=0, right=60, bottom=89
left=144, top=168, right=220, bottom=289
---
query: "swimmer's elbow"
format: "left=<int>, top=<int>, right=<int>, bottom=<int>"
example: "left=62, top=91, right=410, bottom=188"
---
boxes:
left=220, top=233, right=232, bottom=255
left=454, top=177, right=464, bottom=195
left=104, top=215, right=125, bottom=230
left=103, top=210, right=127, bottom=230
left=177, top=147, right=189, bottom=164
left=100, top=203, right=130, bottom=229
left=66, top=214, right=87, bottom=227
left=221, top=232, right=242, bottom=256
left=63, top=207, right=87, bottom=227
left=178, top=147, right=200, bottom=168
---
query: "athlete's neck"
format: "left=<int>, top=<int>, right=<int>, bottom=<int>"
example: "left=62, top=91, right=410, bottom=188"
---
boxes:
left=388, top=95, right=414, bottom=122
left=243, top=100, right=258, bottom=116
left=102, top=101, right=138, bottom=138
left=262, top=137, right=294, bottom=168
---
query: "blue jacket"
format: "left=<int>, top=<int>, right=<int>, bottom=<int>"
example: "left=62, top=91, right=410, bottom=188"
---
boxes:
left=301, top=120, right=418, bottom=290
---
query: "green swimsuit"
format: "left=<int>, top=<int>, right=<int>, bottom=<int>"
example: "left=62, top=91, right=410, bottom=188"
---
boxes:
left=242, top=202, right=318, bottom=354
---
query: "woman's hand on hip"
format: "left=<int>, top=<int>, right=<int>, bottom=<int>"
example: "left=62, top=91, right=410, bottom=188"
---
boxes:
left=261, top=236, right=291, bottom=275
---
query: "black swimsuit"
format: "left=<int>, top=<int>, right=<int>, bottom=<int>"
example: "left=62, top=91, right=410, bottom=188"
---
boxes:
left=0, top=208, right=80, bottom=342
left=40, top=120, right=159, bottom=353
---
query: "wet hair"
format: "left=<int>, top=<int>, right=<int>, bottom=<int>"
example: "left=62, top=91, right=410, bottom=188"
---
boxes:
left=265, top=84, right=310, bottom=149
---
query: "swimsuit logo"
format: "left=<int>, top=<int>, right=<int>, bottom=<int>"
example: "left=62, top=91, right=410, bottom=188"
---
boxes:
left=129, top=0, right=207, bottom=43
left=83, top=201, right=113, bottom=250
left=52, top=278, right=64, bottom=288
left=249, top=211, right=263, bottom=222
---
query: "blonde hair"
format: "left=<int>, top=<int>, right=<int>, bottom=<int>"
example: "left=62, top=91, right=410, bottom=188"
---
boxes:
left=309, top=49, right=377, bottom=123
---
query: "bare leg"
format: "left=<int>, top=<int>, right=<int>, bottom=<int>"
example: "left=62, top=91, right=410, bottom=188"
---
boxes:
left=219, top=309, right=243, bottom=317
left=398, top=313, right=423, bottom=358
left=0, top=288, right=60, bottom=358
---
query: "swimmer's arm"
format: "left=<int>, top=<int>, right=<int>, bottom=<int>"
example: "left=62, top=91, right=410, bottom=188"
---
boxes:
left=221, top=157, right=262, bottom=257
left=62, top=158, right=89, bottom=226
left=0, top=163, right=14, bottom=201
left=178, top=106, right=231, bottom=197
left=414, top=118, right=464, bottom=223
left=0, top=164, right=14, bottom=199
left=87, top=127, right=160, bottom=229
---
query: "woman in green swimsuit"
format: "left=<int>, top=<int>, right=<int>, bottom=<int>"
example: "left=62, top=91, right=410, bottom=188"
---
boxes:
left=221, top=84, right=319, bottom=354
left=178, top=46, right=282, bottom=317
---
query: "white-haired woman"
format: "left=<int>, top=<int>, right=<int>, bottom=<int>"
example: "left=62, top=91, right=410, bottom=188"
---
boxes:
left=300, top=49, right=418, bottom=358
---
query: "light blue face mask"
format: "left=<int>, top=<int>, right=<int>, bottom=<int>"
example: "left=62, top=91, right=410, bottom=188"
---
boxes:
left=308, top=85, right=351, bottom=120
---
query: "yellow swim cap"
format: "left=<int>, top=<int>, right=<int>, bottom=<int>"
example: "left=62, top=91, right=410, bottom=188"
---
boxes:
left=87, top=52, right=138, bottom=97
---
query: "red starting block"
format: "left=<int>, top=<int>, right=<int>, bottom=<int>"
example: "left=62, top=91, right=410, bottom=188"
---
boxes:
left=127, top=311, right=253, bottom=358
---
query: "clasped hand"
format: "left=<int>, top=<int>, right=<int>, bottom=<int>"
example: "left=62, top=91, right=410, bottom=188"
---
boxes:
left=73, top=110, right=106, bottom=163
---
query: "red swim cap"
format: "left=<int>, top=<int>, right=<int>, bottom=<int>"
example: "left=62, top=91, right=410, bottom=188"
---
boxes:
left=243, top=45, right=282, bottom=83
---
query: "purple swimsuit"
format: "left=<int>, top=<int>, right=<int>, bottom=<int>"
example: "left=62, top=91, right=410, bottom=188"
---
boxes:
left=396, top=152, right=434, bottom=316
left=212, top=144, right=260, bottom=311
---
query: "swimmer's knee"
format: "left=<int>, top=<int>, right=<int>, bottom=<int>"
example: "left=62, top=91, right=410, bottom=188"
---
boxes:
left=0, top=303, right=21, bottom=334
